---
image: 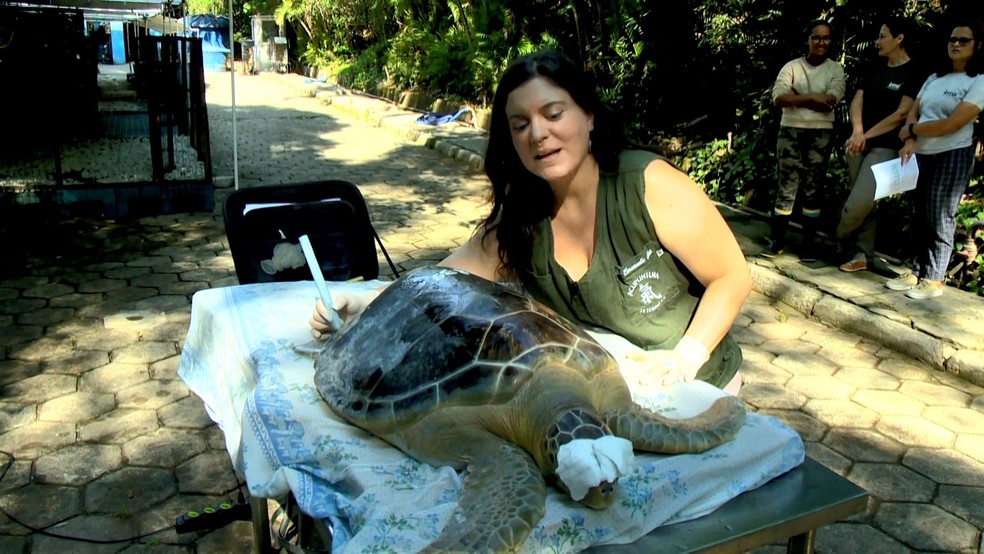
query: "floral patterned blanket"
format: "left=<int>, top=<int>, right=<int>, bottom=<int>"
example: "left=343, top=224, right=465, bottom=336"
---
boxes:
left=178, top=280, right=804, bottom=554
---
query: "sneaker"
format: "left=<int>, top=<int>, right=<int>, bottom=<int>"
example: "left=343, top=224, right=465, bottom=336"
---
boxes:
left=885, top=272, right=918, bottom=291
left=839, top=253, right=867, bottom=273
left=905, top=279, right=943, bottom=299
left=761, top=241, right=785, bottom=259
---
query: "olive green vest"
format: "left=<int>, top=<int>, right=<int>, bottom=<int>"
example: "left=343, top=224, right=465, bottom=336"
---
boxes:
left=521, top=150, right=741, bottom=388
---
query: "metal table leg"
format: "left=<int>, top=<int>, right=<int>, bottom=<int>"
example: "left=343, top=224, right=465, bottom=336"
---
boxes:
left=251, top=496, right=274, bottom=554
left=786, top=529, right=817, bottom=554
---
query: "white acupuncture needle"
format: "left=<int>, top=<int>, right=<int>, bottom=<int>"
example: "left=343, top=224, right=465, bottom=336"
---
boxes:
left=298, top=234, right=345, bottom=331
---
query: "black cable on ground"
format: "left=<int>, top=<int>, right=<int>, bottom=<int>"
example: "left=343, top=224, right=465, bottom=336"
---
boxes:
left=0, top=450, right=211, bottom=545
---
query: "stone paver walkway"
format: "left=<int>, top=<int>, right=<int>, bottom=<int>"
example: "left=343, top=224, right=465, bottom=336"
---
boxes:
left=0, top=71, right=980, bottom=553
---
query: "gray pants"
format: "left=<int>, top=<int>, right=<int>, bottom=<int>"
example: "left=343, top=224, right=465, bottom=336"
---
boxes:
left=835, top=147, right=897, bottom=258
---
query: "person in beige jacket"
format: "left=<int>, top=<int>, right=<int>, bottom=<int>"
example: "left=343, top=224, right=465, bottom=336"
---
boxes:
left=764, top=20, right=846, bottom=260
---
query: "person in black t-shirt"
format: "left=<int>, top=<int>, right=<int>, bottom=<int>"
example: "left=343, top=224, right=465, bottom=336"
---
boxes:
left=835, top=17, right=924, bottom=273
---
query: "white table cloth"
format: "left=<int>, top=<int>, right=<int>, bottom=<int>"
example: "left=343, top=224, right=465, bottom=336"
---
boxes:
left=178, top=280, right=805, bottom=553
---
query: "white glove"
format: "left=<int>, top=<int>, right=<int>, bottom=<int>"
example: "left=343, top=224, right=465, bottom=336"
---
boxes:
left=621, top=337, right=710, bottom=388
left=309, top=280, right=391, bottom=338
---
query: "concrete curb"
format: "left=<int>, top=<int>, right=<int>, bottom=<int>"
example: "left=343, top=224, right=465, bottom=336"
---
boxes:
left=752, top=267, right=928, bottom=362
left=262, top=72, right=984, bottom=388
left=748, top=263, right=983, bottom=386
left=324, top=92, right=487, bottom=171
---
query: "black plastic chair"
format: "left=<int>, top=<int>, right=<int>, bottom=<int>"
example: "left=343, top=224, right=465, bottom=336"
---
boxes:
left=223, top=180, right=399, bottom=285
left=222, top=180, right=398, bottom=553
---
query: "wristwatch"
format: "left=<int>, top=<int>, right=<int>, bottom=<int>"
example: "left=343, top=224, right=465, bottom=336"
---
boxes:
left=908, top=123, right=917, bottom=138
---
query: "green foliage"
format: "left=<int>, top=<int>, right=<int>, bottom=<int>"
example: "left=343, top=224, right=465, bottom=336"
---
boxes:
left=335, top=42, right=387, bottom=92
left=949, top=183, right=983, bottom=295
left=381, top=3, right=558, bottom=105
left=186, top=0, right=252, bottom=42
left=298, top=43, right=334, bottom=71
left=681, top=139, right=738, bottom=202
left=186, top=0, right=227, bottom=16
left=675, top=88, right=776, bottom=207
left=423, top=26, right=475, bottom=97
left=957, top=178, right=984, bottom=230
left=385, top=26, right=432, bottom=89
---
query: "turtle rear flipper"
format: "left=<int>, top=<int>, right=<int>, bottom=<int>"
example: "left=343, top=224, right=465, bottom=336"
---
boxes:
left=421, top=440, right=546, bottom=553
left=606, top=396, right=746, bottom=454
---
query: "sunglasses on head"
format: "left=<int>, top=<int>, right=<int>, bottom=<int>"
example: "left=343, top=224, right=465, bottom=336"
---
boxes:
left=948, top=36, right=974, bottom=45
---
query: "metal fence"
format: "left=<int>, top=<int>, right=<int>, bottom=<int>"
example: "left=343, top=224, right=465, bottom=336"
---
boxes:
left=0, top=10, right=214, bottom=217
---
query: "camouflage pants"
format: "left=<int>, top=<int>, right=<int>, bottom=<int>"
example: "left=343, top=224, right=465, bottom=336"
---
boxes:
left=775, top=127, right=834, bottom=216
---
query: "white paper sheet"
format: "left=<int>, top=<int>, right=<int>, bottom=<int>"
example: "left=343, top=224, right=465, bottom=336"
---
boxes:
left=872, top=156, right=919, bottom=200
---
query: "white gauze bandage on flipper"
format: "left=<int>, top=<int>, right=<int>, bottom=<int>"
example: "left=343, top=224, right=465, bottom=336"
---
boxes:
left=556, top=436, right=635, bottom=501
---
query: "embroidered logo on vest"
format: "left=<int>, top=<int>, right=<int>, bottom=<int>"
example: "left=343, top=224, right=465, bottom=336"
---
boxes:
left=622, top=247, right=654, bottom=277
left=626, top=270, right=666, bottom=314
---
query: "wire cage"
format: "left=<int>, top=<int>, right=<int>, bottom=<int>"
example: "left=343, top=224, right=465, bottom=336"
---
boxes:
left=250, top=15, right=286, bottom=73
left=272, top=36, right=288, bottom=73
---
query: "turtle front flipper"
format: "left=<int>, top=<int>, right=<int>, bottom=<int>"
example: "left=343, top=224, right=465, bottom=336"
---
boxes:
left=605, top=396, right=746, bottom=454
left=420, top=439, right=546, bottom=553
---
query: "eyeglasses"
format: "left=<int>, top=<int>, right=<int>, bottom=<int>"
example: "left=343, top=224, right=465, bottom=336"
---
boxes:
left=810, top=35, right=832, bottom=43
left=948, top=36, right=974, bottom=45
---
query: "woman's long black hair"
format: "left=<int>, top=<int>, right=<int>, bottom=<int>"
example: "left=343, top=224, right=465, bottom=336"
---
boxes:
left=481, top=50, right=626, bottom=278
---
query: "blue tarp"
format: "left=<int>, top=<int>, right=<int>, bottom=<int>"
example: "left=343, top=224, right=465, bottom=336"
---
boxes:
left=187, top=14, right=229, bottom=71
left=199, top=29, right=229, bottom=52
left=186, top=15, right=228, bottom=29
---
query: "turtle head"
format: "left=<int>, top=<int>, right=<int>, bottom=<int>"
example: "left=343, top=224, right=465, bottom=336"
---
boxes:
left=540, top=409, right=634, bottom=509
left=578, top=479, right=618, bottom=509
left=553, top=434, right=634, bottom=509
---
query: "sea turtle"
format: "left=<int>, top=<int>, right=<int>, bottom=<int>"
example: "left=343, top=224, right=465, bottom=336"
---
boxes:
left=314, top=267, right=746, bottom=552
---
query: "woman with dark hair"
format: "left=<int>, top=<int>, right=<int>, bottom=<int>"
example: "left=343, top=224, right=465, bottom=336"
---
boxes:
left=835, top=17, right=924, bottom=273
left=312, top=50, right=751, bottom=393
left=887, top=18, right=984, bottom=299
left=763, top=20, right=846, bottom=260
